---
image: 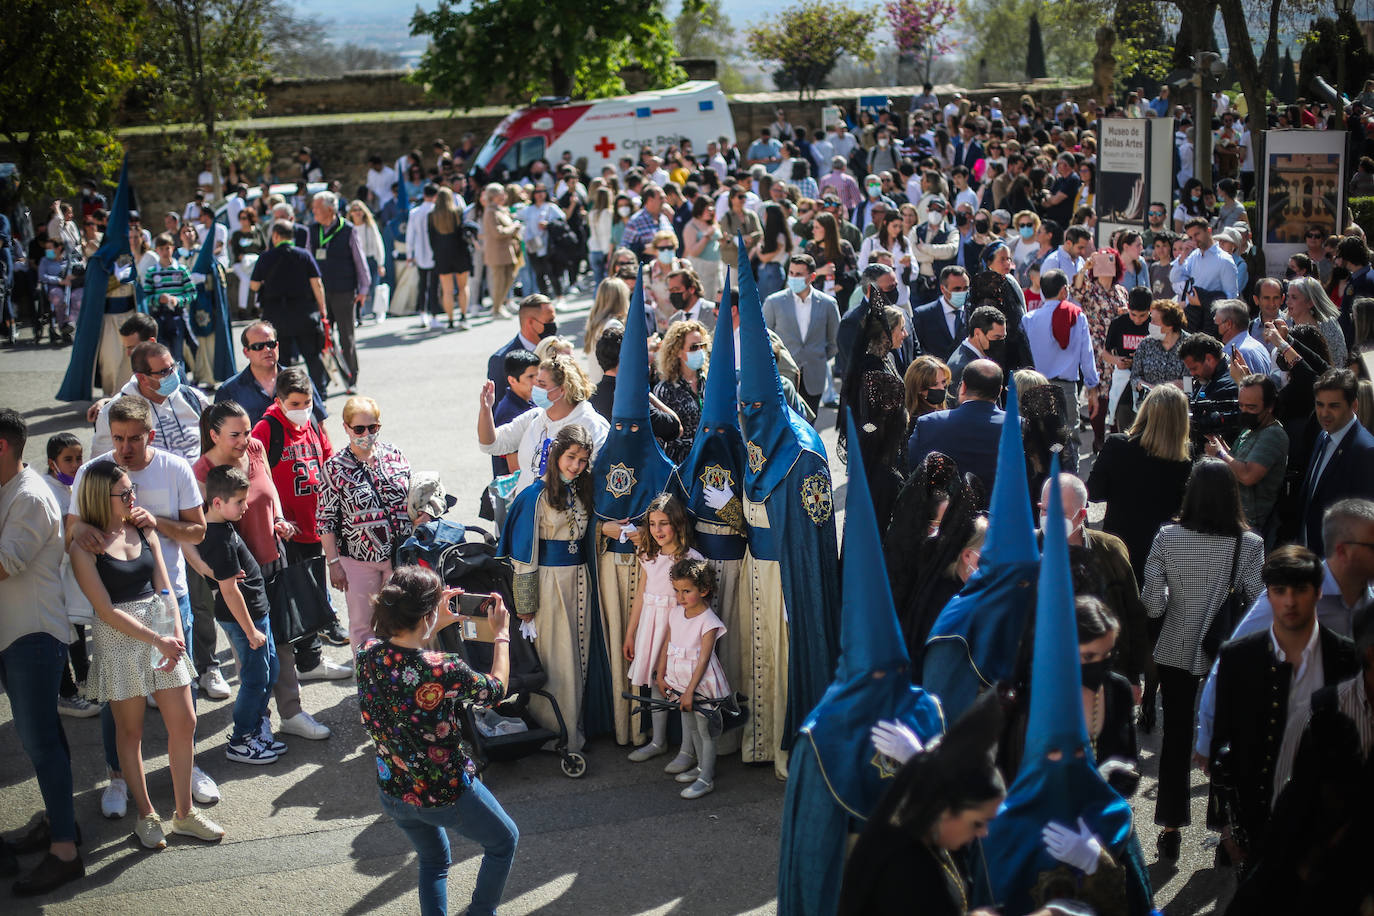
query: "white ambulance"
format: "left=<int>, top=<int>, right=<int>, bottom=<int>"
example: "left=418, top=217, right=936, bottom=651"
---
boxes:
left=472, top=81, right=735, bottom=183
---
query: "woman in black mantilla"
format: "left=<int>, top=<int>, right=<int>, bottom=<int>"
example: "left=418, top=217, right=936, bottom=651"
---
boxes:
left=883, top=453, right=988, bottom=680
left=836, top=297, right=910, bottom=533
left=839, top=690, right=1007, bottom=916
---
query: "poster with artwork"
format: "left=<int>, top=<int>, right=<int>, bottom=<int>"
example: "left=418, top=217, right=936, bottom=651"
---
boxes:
left=1096, top=118, right=1174, bottom=247
left=1260, top=129, right=1346, bottom=275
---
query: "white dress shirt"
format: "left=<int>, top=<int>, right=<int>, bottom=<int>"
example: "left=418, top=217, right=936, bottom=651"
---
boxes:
left=1271, top=621, right=1324, bottom=804
left=792, top=289, right=813, bottom=339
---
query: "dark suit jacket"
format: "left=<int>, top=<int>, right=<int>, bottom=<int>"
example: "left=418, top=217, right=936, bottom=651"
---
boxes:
left=906, top=398, right=1005, bottom=491
left=912, top=296, right=960, bottom=361
left=486, top=335, right=533, bottom=404
left=943, top=340, right=981, bottom=408
left=291, top=222, right=310, bottom=248
left=835, top=296, right=918, bottom=380
left=952, top=138, right=985, bottom=176
left=1208, top=625, right=1359, bottom=855
left=1302, top=421, right=1374, bottom=554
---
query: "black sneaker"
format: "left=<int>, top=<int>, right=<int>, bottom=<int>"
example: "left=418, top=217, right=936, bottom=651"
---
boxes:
left=320, top=622, right=350, bottom=646
left=12, top=853, right=83, bottom=896
left=1157, top=829, right=1181, bottom=861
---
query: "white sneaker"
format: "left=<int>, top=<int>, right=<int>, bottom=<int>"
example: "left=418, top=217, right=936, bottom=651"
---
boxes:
left=277, top=710, right=331, bottom=740
left=101, top=777, right=128, bottom=819
left=298, top=658, right=353, bottom=681
left=199, top=668, right=231, bottom=700
left=190, top=766, right=221, bottom=805
left=57, top=695, right=102, bottom=717
left=225, top=734, right=278, bottom=765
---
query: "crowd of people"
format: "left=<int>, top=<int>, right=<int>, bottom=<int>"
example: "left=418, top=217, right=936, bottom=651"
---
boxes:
left=2, top=82, right=1374, bottom=915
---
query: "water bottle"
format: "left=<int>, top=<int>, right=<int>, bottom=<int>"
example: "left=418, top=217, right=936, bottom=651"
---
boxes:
left=149, top=589, right=175, bottom=669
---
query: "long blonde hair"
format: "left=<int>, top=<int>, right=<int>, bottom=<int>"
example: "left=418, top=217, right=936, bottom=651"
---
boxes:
left=656, top=320, right=710, bottom=384
left=903, top=355, right=951, bottom=418
left=1128, top=384, right=1190, bottom=462
left=347, top=199, right=379, bottom=234
left=430, top=187, right=461, bottom=235
left=585, top=277, right=630, bottom=354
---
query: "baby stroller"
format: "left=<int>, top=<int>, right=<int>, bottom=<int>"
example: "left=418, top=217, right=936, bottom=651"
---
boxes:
left=397, top=520, right=588, bottom=779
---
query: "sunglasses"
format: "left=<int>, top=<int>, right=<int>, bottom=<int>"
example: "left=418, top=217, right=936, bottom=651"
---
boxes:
left=141, top=365, right=177, bottom=379
left=685, top=342, right=708, bottom=352
left=1306, top=232, right=1323, bottom=239
left=1148, top=210, right=1165, bottom=217
left=246, top=340, right=279, bottom=352
left=348, top=423, right=381, bottom=435
left=112, top=484, right=138, bottom=504
left=1017, top=223, right=1034, bottom=229
left=656, top=246, right=675, bottom=253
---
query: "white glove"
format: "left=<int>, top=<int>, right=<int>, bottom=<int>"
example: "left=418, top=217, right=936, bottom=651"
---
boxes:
left=870, top=720, right=924, bottom=765
left=1041, top=818, right=1104, bottom=875
left=1098, top=757, right=1139, bottom=783
left=618, top=523, right=638, bottom=544
left=519, top=619, right=538, bottom=641
left=703, top=483, right=734, bottom=511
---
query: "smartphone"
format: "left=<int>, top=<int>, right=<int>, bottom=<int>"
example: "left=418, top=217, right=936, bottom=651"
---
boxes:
left=452, top=592, right=492, bottom=617
left=1092, top=251, right=1115, bottom=278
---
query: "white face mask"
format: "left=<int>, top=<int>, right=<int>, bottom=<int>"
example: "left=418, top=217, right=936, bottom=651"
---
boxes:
left=284, top=407, right=310, bottom=427
left=928, top=211, right=944, bottom=226
left=1147, top=323, right=1165, bottom=340
left=422, top=609, right=438, bottom=640
left=1041, top=514, right=1078, bottom=539
left=617, top=206, right=631, bottom=218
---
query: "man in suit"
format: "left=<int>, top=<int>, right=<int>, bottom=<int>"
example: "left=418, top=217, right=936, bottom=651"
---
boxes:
left=1302, top=369, right=1374, bottom=554
left=762, top=253, right=840, bottom=418
left=912, top=265, right=969, bottom=360
left=944, top=305, right=1006, bottom=409
left=1336, top=236, right=1374, bottom=347
left=906, top=358, right=1005, bottom=490
left=951, top=120, right=985, bottom=186
left=1208, top=545, right=1360, bottom=866
left=485, top=294, right=556, bottom=404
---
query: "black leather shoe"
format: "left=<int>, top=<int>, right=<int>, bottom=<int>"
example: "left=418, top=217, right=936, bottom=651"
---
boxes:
left=10, top=817, right=81, bottom=855
left=13, top=853, right=84, bottom=896
left=1157, top=829, right=1181, bottom=861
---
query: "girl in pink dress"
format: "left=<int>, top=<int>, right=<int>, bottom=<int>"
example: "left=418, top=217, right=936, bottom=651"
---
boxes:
left=657, top=557, right=730, bottom=799
left=624, top=493, right=703, bottom=762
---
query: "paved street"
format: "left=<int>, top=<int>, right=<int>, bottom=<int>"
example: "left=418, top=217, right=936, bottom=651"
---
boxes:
left=0, top=296, right=1231, bottom=914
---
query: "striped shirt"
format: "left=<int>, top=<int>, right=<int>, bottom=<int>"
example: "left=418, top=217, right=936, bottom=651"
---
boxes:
left=1142, top=525, right=1265, bottom=675
left=1334, top=675, right=1374, bottom=762
left=143, top=262, right=196, bottom=312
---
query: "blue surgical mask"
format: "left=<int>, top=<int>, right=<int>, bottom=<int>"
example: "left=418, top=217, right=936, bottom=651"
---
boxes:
left=657, top=248, right=675, bottom=265
left=1019, top=225, right=1035, bottom=240
left=531, top=387, right=554, bottom=409
left=950, top=290, right=968, bottom=308
left=787, top=275, right=809, bottom=294
left=686, top=349, right=706, bottom=371
left=156, top=373, right=180, bottom=397
left=176, top=246, right=188, bottom=258
left=45, top=249, right=58, bottom=260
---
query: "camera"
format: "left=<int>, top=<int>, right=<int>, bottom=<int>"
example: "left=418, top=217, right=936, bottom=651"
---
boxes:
left=449, top=592, right=492, bottom=617
left=1190, top=396, right=1241, bottom=441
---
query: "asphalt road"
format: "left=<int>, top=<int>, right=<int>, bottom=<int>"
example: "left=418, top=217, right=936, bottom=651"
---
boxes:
left=0, top=294, right=1232, bottom=914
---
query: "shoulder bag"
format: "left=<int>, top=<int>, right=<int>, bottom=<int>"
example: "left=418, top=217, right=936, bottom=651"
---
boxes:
left=1201, top=535, right=1245, bottom=662
left=264, top=537, right=334, bottom=645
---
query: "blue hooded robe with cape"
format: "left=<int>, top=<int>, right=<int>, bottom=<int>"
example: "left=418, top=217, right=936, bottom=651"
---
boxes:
left=921, top=379, right=1040, bottom=721
left=188, top=228, right=237, bottom=382
left=979, top=460, right=1152, bottom=916
left=592, top=268, right=676, bottom=744
left=777, top=413, right=946, bottom=916
left=58, top=158, right=147, bottom=402
left=734, top=242, right=841, bottom=776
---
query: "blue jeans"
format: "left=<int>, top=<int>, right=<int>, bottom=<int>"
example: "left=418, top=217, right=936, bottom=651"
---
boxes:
left=378, top=781, right=519, bottom=916
left=219, top=614, right=279, bottom=740
left=0, top=633, right=77, bottom=843
left=588, top=250, right=607, bottom=291
left=757, top=261, right=785, bottom=301
left=102, top=591, right=194, bottom=772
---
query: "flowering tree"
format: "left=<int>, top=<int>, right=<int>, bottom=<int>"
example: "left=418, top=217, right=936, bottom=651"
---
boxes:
left=886, top=0, right=960, bottom=82
left=747, top=1, right=878, bottom=100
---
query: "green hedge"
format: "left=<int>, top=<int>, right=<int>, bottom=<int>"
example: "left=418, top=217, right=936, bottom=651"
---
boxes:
left=1241, top=197, right=1374, bottom=240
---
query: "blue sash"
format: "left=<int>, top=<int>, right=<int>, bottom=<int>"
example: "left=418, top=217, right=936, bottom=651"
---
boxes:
left=538, top=539, right=585, bottom=567
left=696, top=530, right=747, bottom=561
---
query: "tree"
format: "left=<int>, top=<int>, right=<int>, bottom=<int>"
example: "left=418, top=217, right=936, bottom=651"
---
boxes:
left=1027, top=12, right=1048, bottom=79
left=1279, top=47, right=1297, bottom=102
left=887, top=0, right=959, bottom=84
left=963, top=0, right=1093, bottom=84
left=411, top=0, right=685, bottom=108
left=0, top=0, right=147, bottom=205
left=138, top=0, right=278, bottom=189
left=746, top=1, right=879, bottom=100
left=672, top=0, right=755, bottom=92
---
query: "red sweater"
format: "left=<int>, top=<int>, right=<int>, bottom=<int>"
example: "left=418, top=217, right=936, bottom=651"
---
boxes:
left=251, top=402, right=335, bottom=543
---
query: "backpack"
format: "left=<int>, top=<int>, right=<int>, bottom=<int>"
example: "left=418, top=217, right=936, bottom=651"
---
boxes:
left=261, top=412, right=322, bottom=467
left=547, top=219, right=581, bottom=267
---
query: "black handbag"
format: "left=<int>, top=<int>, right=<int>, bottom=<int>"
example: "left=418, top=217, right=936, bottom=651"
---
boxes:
left=265, top=540, right=334, bottom=645
left=1201, top=536, right=1245, bottom=662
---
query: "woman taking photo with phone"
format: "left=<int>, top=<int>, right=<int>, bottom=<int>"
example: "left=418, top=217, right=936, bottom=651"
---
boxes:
left=358, top=565, right=517, bottom=916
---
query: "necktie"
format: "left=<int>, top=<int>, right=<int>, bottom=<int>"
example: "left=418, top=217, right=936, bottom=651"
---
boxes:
left=1306, top=432, right=1331, bottom=503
